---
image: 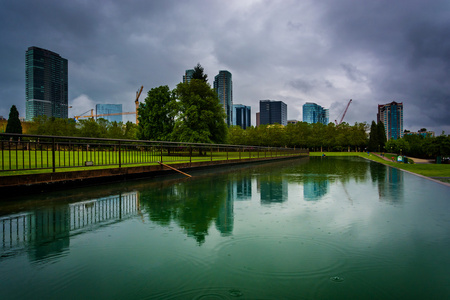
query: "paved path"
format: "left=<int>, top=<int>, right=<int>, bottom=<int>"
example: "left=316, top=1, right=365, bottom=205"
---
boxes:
left=372, top=153, right=434, bottom=164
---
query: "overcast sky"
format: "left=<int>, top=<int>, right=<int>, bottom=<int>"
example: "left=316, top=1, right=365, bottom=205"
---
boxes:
left=1, top=0, right=449, bottom=134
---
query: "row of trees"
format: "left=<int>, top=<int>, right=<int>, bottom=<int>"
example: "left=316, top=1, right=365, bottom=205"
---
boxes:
left=23, top=116, right=138, bottom=140
left=227, top=122, right=369, bottom=151
left=385, top=133, right=450, bottom=158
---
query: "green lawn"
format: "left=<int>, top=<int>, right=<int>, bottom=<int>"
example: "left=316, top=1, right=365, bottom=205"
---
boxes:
left=311, top=152, right=450, bottom=179
left=0, top=148, right=301, bottom=176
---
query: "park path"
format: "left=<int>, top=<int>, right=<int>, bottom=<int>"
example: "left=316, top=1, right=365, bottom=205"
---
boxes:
left=372, top=153, right=434, bottom=164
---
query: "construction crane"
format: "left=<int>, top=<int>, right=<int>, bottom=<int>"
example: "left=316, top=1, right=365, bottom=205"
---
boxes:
left=335, top=99, right=352, bottom=126
left=135, top=85, right=143, bottom=124
left=74, top=109, right=94, bottom=120
left=73, top=86, right=144, bottom=123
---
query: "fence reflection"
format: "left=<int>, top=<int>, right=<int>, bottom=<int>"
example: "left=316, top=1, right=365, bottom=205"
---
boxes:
left=1, top=192, right=139, bottom=257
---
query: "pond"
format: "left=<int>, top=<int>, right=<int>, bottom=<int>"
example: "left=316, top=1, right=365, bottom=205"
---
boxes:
left=1, top=157, right=449, bottom=299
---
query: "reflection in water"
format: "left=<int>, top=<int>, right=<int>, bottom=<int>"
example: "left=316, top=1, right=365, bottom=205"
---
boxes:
left=139, top=176, right=228, bottom=245
left=232, top=175, right=252, bottom=201
left=259, top=177, right=288, bottom=204
left=0, top=157, right=448, bottom=300
left=304, top=180, right=329, bottom=201
left=1, top=192, right=139, bottom=261
left=370, top=161, right=404, bottom=203
left=215, top=183, right=234, bottom=236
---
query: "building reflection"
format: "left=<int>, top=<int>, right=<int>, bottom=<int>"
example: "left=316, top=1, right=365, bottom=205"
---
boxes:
left=258, top=176, right=288, bottom=204
left=370, top=163, right=404, bottom=203
left=0, top=192, right=139, bottom=261
left=303, top=179, right=329, bottom=201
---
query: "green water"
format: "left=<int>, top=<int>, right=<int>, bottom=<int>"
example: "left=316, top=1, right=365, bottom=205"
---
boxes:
left=1, top=157, right=449, bottom=299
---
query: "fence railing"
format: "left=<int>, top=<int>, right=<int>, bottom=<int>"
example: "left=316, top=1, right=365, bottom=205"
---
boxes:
left=0, top=133, right=308, bottom=174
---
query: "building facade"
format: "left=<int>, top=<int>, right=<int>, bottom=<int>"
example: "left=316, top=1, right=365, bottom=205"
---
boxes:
left=259, top=100, right=287, bottom=126
left=183, top=69, right=194, bottom=83
left=26, top=46, right=68, bottom=121
left=377, top=101, right=403, bottom=140
left=232, top=104, right=251, bottom=129
left=95, top=104, right=123, bottom=123
left=213, top=70, right=233, bottom=126
left=302, top=102, right=329, bottom=125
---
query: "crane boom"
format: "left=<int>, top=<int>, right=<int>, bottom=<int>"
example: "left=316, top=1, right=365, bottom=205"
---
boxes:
left=335, top=99, right=352, bottom=125
left=135, top=85, right=143, bottom=124
left=74, top=111, right=136, bottom=120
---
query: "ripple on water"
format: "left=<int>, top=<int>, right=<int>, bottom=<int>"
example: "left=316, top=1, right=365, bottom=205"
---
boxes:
left=152, top=287, right=245, bottom=300
left=213, top=234, right=347, bottom=280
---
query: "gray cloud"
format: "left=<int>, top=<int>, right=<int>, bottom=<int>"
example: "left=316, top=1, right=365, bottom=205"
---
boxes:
left=0, top=0, right=448, bottom=134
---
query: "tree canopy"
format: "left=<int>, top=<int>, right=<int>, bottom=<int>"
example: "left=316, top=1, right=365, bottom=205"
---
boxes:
left=172, top=79, right=227, bottom=144
left=138, top=85, right=175, bottom=141
left=27, top=116, right=138, bottom=139
left=5, top=105, right=22, bottom=137
left=192, top=63, right=208, bottom=82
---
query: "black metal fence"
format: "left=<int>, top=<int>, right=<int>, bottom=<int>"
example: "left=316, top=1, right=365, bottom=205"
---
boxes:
left=0, top=133, right=308, bottom=174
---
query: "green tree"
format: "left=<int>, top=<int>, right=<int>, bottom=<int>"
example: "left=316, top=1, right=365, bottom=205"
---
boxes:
left=192, top=63, right=208, bottom=82
left=77, top=118, right=107, bottom=138
left=28, top=116, right=77, bottom=136
left=172, top=79, right=227, bottom=144
left=138, top=85, right=175, bottom=141
left=5, top=105, right=22, bottom=138
left=377, top=122, right=386, bottom=151
left=367, top=121, right=378, bottom=151
left=228, top=126, right=246, bottom=145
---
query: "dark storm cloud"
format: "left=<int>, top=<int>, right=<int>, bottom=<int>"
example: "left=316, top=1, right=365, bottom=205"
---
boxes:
left=0, top=0, right=448, bottom=133
left=318, top=0, right=450, bottom=131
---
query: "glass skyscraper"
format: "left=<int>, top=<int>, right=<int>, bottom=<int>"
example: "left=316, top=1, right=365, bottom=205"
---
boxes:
left=259, top=100, right=287, bottom=126
left=302, top=102, right=329, bottom=125
left=377, top=101, right=403, bottom=140
left=213, top=70, right=233, bottom=126
left=26, top=47, right=68, bottom=121
left=232, top=104, right=251, bottom=129
left=183, top=69, right=194, bottom=83
left=96, top=104, right=123, bottom=123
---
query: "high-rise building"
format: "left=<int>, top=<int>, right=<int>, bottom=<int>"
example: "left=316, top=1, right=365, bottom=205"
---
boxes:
left=183, top=69, right=194, bottom=83
left=259, top=100, right=287, bottom=126
left=25, top=46, right=68, bottom=121
left=96, top=104, right=123, bottom=123
left=377, top=101, right=403, bottom=140
left=213, top=70, right=233, bottom=126
left=232, top=104, right=251, bottom=129
left=302, top=102, right=329, bottom=125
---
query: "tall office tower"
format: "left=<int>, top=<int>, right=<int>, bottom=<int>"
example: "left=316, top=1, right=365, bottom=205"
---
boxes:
left=259, top=100, right=287, bottom=126
left=95, top=104, right=123, bottom=123
left=233, top=104, right=251, bottom=129
left=183, top=69, right=194, bottom=83
left=25, top=46, right=68, bottom=121
left=377, top=101, right=403, bottom=140
left=302, top=102, right=329, bottom=125
left=213, top=70, right=233, bottom=126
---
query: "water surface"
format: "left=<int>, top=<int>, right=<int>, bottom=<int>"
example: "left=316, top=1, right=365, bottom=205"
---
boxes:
left=1, top=157, right=449, bottom=299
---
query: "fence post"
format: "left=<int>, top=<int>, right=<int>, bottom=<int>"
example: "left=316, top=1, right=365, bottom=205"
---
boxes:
left=210, top=146, right=213, bottom=162
left=119, top=140, right=122, bottom=168
left=189, top=145, right=192, bottom=164
left=52, top=137, right=56, bottom=172
left=160, top=144, right=163, bottom=163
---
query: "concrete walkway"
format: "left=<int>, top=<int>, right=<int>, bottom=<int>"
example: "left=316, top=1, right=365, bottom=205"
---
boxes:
left=372, top=153, right=434, bottom=164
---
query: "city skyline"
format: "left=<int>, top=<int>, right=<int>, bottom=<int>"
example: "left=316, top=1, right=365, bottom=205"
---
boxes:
left=0, top=1, right=449, bottom=134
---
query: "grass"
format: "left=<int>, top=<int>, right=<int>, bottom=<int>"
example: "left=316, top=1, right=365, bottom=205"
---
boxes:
left=311, top=152, right=450, bottom=179
left=0, top=149, right=302, bottom=176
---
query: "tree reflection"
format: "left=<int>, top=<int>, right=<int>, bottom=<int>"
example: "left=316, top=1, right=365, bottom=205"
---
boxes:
left=139, top=176, right=229, bottom=245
